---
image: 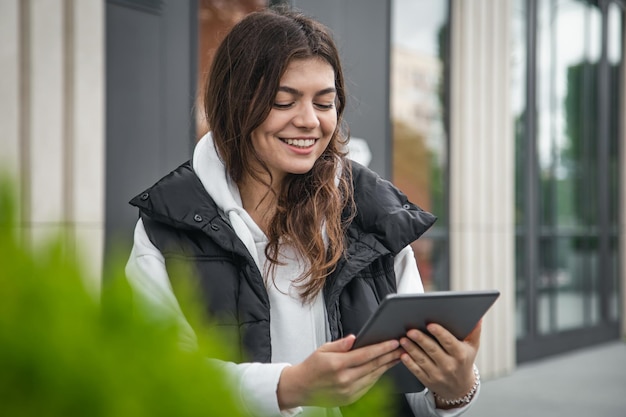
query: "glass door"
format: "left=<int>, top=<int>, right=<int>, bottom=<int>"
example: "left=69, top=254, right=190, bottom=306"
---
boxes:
left=514, top=0, right=622, bottom=362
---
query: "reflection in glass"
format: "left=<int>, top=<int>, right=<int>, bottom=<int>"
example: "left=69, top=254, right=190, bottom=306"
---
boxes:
left=536, top=0, right=598, bottom=334
left=537, top=236, right=600, bottom=334
left=390, top=0, right=449, bottom=291
left=534, top=0, right=622, bottom=335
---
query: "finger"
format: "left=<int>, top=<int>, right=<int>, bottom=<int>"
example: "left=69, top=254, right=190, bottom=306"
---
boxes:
left=400, top=336, right=436, bottom=371
left=349, top=347, right=402, bottom=377
left=369, top=353, right=402, bottom=378
left=424, top=324, right=462, bottom=356
left=364, top=347, right=403, bottom=371
left=346, top=350, right=402, bottom=390
left=400, top=349, right=432, bottom=382
left=349, top=339, right=401, bottom=367
left=406, top=328, right=447, bottom=361
left=319, top=334, right=356, bottom=353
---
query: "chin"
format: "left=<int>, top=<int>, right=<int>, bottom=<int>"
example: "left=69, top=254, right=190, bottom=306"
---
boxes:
left=288, top=165, right=316, bottom=176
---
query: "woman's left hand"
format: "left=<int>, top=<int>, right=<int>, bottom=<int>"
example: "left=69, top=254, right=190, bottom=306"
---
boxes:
left=399, top=320, right=482, bottom=409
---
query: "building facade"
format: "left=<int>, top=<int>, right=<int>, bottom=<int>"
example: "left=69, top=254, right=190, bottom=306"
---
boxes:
left=0, top=0, right=624, bottom=380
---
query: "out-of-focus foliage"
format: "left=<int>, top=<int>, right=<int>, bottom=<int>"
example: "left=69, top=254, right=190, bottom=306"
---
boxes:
left=0, top=176, right=244, bottom=417
left=340, top=377, right=397, bottom=417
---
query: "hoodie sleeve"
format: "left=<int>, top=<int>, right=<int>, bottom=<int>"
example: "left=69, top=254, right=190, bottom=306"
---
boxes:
left=394, top=245, right=425, bottom=295
left=208, top=360, right=303, bottom=417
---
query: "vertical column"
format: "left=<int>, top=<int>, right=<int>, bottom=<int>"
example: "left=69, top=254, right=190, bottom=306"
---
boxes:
left=72, top=0, right=105, bottom=290
left=0, top=0, right=25, bottom=228
left=29, top=0, right=66, bottom=241
left=450, top=0, right=516, bottom=378
left=0, top=0, right=21, bottom=180
left=0, top=0, right=105, bottom=292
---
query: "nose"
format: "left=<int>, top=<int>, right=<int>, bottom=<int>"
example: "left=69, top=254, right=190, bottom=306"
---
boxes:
left=293, top=103, right=320, bottom=129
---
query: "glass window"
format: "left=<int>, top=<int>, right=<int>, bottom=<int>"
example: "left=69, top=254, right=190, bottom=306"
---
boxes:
left=516, top=0, right=622, bottom=345
left=535, top=0, right=604, bottom=334
left=390, top=0, right=450, bottom=291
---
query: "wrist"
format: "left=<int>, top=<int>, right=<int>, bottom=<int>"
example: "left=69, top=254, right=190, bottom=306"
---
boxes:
left=277, top=365, right=304, bottom=410
left=433, top=364, right=480, bottom=409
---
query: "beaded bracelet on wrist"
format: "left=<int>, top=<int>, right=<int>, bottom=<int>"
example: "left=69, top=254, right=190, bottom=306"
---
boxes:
left=433, top=365, right=480, bottom=407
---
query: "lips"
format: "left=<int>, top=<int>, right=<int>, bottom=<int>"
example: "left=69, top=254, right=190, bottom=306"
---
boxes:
left=281, top=138, right=317, bottom=148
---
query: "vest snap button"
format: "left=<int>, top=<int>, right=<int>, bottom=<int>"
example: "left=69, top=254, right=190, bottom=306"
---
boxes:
left=140, top=192, right=149, bottom=201
left=193, top=214, right=203, bottom=222
left=210, top=224, right=219, bottom=231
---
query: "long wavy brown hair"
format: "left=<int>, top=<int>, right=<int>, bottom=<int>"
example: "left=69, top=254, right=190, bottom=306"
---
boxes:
left=204, top=7, right=355, bottom=303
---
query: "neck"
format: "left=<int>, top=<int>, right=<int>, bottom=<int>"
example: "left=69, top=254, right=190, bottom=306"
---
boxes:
left=237, top=177, right=280, bottom=233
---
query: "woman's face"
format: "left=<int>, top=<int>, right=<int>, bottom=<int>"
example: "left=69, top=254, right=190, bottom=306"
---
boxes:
left=249, top=57, right=338, bottom=185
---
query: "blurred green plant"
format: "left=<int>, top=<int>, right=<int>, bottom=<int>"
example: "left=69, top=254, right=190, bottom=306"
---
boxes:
left=0, top=176, right=244, bottom=417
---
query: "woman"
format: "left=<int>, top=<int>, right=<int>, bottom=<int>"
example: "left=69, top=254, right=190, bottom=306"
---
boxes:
left=126, top=7, right=481, bottom=417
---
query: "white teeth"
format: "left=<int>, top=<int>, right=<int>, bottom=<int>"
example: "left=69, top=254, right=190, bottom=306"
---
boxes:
left=284, top=138, right=315, bottom=147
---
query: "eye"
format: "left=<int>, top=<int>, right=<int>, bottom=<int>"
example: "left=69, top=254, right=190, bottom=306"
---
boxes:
left=315, top=103, right=335, bottom=110
left=273, top=102, right=294, bottom=109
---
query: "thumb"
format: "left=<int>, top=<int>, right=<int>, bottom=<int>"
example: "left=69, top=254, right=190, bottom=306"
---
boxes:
left=319, top=334, right=356, bottom=353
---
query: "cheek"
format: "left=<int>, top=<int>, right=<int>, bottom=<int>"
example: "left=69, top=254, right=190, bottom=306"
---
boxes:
left=261, top=111, right=291, bottom=134
left=322, top=114, right=338, bottom=135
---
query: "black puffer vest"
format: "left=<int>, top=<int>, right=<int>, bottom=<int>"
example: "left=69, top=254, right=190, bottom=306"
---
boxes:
left=130, top=160, right=436, bottom=416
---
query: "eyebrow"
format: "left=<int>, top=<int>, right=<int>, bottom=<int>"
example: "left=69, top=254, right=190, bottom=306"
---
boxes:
left=277, top=86, right=337, bottom=97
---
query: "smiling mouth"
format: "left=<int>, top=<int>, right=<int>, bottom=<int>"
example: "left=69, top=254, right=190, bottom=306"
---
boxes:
left=281, top=138, right=317, bottom=148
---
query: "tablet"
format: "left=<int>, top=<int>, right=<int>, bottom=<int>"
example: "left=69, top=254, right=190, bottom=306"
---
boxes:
left=352, top=290, right=500, bottom=393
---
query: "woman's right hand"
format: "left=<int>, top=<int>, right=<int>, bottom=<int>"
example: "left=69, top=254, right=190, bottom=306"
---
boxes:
left=276, top=335, right=402, bottom=409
